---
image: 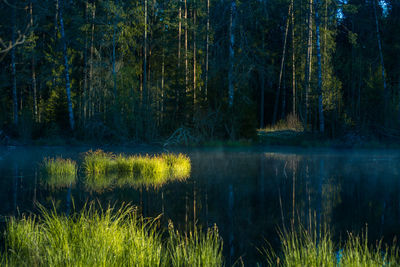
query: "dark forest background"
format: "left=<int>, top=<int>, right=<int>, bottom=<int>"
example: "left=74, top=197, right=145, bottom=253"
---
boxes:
left=1, top=0, right=400, bottom=143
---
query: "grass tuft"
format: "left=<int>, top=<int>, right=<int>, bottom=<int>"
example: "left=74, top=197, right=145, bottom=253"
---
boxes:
left=162, top=153, right=191, bottom=179
left=81, top=150, right=191, bottom=190
left=168, top=222, right=224, bottom=267
left=2, top=203, right=223, bottom=267
left=82, top=150, right=115, bottom=174
left=263, top=226, right=400, bottom=266
left=41, top=157, right=77, bottom=188
left=41, top=157, right=77, bottom=176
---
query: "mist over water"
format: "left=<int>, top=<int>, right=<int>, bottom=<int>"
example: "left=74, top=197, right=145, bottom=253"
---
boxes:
left=1, top=146, right=400, bottom=265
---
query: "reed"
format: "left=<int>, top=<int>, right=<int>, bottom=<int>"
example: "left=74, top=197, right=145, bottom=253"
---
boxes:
left=40, top=157, right=77, bottom=188
left=2, top=204, right=223, bottom=267
left=263, top=226, right=400, bottom=266
left=82, top=150, right=114, bottom=174
left=168, top=222, right=224, bottom=267
left=41, top=157, right=76, bottom=176
left=162, top=153, right=191, bottom=179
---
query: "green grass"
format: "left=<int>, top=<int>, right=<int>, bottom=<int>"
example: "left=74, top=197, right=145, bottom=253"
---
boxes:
left=168, top=223, right=224, bottom=266
left=263, top=226, right=400, bottom=267
left=40, top=157, right=77, bottom=188
left=162, top=153, right=191, bottom=179
left=81, top=151, right=191, bottom=190
left=2, top=203, right=223, bottom=267
left=41, top=157, right=77, bottom=176
left=82, top=150, right=115, bottom=175
left=261, top=113, right=304, bottom=133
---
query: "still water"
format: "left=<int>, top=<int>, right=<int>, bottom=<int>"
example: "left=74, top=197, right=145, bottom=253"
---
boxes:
left=1, top=146, right=400, bottom=265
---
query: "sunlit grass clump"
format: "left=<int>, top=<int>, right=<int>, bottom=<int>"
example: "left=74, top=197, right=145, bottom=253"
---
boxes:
left=264, top=226, right=400, bottom=266
left=260, top=113, right=303, bottom=133
left=2, top=204, right=223, bottom=267
left=81, top=150, right=191, bottom=190
left=168, top=223, right=223, bottom=266
left=82, top=150, right=115, bottom=174
left=162, top=153, right=191, bottom=179
left=41, top=157, right=77, bottom=176
left=40, top=157, right=77, bottom=188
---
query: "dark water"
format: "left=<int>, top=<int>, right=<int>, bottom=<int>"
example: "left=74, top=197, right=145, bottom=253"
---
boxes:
left=1, top=146, right=400, bottom=265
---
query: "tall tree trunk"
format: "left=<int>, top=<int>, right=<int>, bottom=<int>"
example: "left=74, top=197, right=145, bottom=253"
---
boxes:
left=178, top=0, right=181, bottom=68
left=193, top=0, right=197, bottom=111
left=272, top=3, right=292, bottom=125
left=291, top=0, right=296, bottom=116
left=205, top=0, right=210, bottom=102
left=89, top=2, right=96, bottom=119
left=373, top=0, right=388, bottom=116
left=83, top=0, right=89, bottom=125
left=143, top=0, right=148, bottom=111
left=282, top=65, right=286, bottom=119
left=58, top=0, right=75, bottom=130
left=11, top=0, right=18, bottom=125
left=304, top=0, right=313, bottom=130
left=260, top=73, right=265, bottom=128
left=315, top=0, right=324, bottom=133
left=30, top=1, right=38, bottom=122
left=184, top=0, right=188, bottom=95
left=112, top=0, right=118, bottom=101
left=398, top=74, right=400, bottom=124
left=228, top=0, right=236, bottom=108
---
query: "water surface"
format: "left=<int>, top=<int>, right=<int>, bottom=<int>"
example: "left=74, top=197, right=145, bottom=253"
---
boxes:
left=1, top=146, right=400, bottom=265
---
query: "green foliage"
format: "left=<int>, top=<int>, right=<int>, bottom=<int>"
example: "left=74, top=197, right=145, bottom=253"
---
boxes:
left=262, top=113, right=304, bottom=132
left=162, top=153, right=191, bottom=179
left=41, top=157, right=77, bottom=177
left=263, top=226, right=400, bottom=266
left=40, top=157, right=77, bottom=188
left=82, top=150, right=191, bottom=190
left=82, top=150, right=115, bottom=175
left=2, top=203, right=223, bottom=267
left=168, top=222, right=224, bottom=267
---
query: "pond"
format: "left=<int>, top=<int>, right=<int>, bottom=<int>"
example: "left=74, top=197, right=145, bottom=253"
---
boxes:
left=1, top=146, right=400, bottom=265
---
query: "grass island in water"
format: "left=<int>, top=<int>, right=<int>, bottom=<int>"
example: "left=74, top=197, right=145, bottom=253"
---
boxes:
left=39, top=150, right=191, bottom=190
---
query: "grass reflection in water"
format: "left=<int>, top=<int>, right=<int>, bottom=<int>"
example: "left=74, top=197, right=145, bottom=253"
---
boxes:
left=40, top=150, right=191, bottom=190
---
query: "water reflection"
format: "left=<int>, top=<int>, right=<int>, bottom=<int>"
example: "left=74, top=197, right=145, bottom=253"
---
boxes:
left=1, top=148, right=400, bottom=265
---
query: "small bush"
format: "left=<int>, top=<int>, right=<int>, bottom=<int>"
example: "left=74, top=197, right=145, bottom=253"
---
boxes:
left=263, top=113, right=304, bottom=132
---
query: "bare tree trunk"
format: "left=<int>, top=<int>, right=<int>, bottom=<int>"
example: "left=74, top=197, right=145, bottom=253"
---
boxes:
left=272, top=3, right=292, bottom=125
left=304, top=0, right=313, bottom=130
left=398, top=75, right=400, bottom=124
left=89, top=2, right=96, bottom=119
left=373, top=0, right=388, bottom=116
left=11, top=0, right=18, bottom=125
left=193, top=0, right=197, bottom=111
left=184, top=0, right=188, bottom=95
left=260, top=73, right=265, bottom=129
left=315, top=0, right=324, bottom=133
left=112, top=0, right=118, bottom=100
left=58, top=0, right=75, bottom=130
left=205, top=0, right=210, bottom=102
left=291, top=0, right=296, bottom=116
left=228, top=0, right=236, bottom=108
left=282, top=65, right=286, bottom=119
left=143, top=0, right=148, bottom=110
left=178, top=0, right=181, bottom=68
left=83, top=0, right=89, bottom=125
left=30, top=1, right=38, bottom=122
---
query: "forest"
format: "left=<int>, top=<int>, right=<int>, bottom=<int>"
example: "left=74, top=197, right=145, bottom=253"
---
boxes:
left=1, top=0, right=399, bottom=144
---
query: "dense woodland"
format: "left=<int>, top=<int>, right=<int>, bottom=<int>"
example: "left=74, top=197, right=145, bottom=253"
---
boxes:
left=0, top=0, right=399, bottom=143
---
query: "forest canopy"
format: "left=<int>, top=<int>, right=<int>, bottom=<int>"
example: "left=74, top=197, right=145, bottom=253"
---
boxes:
left=0, top=0, right=399, bottom=143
